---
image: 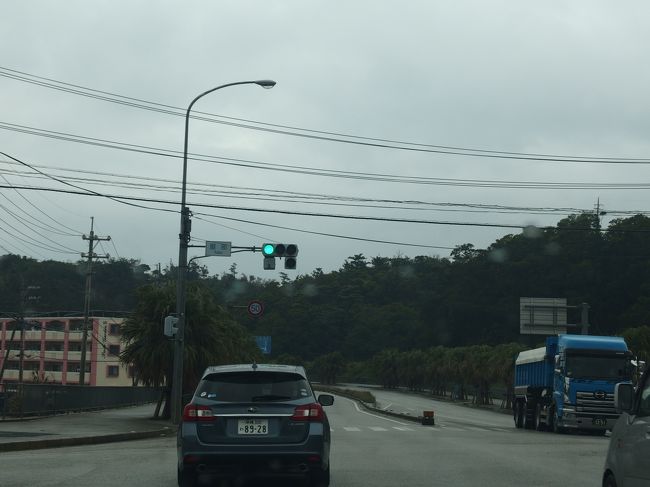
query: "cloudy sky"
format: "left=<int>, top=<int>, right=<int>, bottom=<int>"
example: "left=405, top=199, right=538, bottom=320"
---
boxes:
left=1, top=1, right=650, bottom=279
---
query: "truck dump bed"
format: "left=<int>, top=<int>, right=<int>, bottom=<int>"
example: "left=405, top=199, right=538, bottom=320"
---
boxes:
left=514, top=346, right=553, bottom=388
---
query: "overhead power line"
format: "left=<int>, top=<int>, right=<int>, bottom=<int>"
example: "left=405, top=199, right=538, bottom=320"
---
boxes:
left=5, top=156, right=650, bottom=194
left=2, top=162, right=649, bottom=219
left=3, top=123, right=650, bottom=191
left=2, top=181, right=650, bottom=234
left=193, top=214, right=455, bottom=250
left=0, top=151, right=177, bottom=215
left=2, top=65, right=650, bottom=164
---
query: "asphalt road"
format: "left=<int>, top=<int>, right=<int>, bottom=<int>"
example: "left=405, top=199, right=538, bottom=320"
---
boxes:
left=0, top=393, right=609, bottom=487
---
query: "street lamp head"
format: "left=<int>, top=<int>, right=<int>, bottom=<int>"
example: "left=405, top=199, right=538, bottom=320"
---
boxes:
left=255, top=80, right=276, bottom=89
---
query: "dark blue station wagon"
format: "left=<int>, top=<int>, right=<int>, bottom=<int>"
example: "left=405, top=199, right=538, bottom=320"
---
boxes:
left=177, top=363, right=334, bottom=486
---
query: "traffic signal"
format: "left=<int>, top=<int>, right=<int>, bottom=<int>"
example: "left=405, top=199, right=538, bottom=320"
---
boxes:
left=261, top=243, right=299, bottom=269
left=284, top=244, right=298, bottom=269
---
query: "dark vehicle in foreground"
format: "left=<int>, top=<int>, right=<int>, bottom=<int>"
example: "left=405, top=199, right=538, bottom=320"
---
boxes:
left=602, top=369, right=650, bottom=487
left=177, top=363, right=334, bottom=486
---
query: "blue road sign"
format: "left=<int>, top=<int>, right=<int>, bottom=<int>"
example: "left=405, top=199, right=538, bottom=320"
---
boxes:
left=254, top=336, right=272, bottom=355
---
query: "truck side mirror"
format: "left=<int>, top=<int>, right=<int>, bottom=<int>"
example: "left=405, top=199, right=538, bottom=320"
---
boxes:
left=615, top=383, right=634, bottom=413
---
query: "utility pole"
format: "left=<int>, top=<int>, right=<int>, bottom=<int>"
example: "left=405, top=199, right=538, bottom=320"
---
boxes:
left=79, top=217, right=110, bottom=386
left=0, top=324, right=18, bottom=385
left=18, top=286, right=40, bottom=385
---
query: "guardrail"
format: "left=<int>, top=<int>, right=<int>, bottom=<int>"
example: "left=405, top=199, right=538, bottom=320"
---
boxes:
left=1, top=384, right=160, bottom=418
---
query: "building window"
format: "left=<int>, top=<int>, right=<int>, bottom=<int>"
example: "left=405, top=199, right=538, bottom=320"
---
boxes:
left=5, top=321, right=21, bottom=331
left=107, top=365, right=119, bottom=377
left=108, top=344, right=120, bottom=356
left=5, top=361, right=19, bottom=370
left=45, top=320, right=65, bottom=332
left=44, top=362, right=62, bottom=372
left=69, top=320, right=84, bottom=332
left=25, top=361, right=39, bottom=372
left=68, top=342, right=90, bottom=352
left=109, top=323, right=121, bottom=335
left=45, top=341, right=64, bottom=352
left=25, top=341, right=41, bottom=351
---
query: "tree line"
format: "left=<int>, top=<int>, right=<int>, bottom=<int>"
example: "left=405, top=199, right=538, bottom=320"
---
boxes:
left=2, top=212, right=650, bottom=411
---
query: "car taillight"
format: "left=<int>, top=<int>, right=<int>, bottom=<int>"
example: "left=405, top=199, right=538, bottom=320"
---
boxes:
left=182, top=404, right=215, bottom=422
left=291, top=403, right=324, bottom=422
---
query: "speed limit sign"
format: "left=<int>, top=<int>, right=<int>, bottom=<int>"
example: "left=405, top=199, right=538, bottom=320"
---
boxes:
left=247, top=300, right=264, bottom=318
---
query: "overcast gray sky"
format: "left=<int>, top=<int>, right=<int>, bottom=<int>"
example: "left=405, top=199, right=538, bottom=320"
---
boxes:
left=1, top=1, right=650, bottom=279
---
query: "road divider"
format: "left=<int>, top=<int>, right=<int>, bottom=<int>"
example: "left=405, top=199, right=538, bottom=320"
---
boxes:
left=0, top=427, right=174, bottom=452
left=315, top=385, right=430, bottom=424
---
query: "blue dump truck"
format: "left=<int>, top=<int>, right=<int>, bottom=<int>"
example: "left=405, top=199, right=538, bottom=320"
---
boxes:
left=513, top=335, right=632, bottom=434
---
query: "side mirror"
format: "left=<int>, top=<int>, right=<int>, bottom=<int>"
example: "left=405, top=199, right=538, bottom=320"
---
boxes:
left=554, top=355, right=561, bottom=374
left=615, top=383, right=634, bottom=413
left=318, top=394, right=334, bottom=406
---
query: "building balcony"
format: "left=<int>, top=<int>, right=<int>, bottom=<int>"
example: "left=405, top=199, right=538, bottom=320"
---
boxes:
left=43, top=350, right=64, bottom=360
left=43, top=331, right=66, bottom=339
left=24, top=331, right=43, bottom=341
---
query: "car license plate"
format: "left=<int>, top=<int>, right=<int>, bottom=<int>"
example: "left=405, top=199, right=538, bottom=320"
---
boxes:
left=592, top=417, right=607, bottom=427
left=238, top=419, right=269, bottom=435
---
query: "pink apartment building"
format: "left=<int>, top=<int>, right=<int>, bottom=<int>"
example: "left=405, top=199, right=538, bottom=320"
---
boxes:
left=0, top=316, right=134, bottom=387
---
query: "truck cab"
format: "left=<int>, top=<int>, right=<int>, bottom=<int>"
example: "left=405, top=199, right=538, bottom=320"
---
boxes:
left=553, top=335, right=632, bottom=432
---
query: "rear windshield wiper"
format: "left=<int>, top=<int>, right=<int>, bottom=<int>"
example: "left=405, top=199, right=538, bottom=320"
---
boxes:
left=251, top=395, right=292, bottom=402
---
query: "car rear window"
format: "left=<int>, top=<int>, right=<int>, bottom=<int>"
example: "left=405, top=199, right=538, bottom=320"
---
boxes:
left=196, top=371, right=313, bottom=402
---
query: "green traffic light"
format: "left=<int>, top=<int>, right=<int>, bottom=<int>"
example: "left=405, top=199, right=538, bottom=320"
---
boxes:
left=262, top=243, right=275, bottom=256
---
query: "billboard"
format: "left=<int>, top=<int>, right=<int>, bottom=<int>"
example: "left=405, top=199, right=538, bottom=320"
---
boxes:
left=520, top=297, right=567, bottom=335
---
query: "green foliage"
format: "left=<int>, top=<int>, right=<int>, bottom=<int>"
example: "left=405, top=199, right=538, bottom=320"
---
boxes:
left=363, top=343, right=527, bottom=408
left=3, top=213, right=650, bottom=369
left=311, top=351, right=346, bottom=385
left=621, top=325, right=650, bottom=367
left=119, top=281, right=261, bottom=417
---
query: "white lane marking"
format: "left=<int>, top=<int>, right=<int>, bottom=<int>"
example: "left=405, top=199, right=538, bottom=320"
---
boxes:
left=343, top=427, right=361, bottom=432
left=464, top=426, right=489, bottom=432
left=348, top=398, right=410, bottom=426
left=392, top=426, right=414, bottom=431
left=440, top=426, right=464, bottom=431
left=381, top=403, right=393, bottom=411
left=368, top=426, right=388, bottom=431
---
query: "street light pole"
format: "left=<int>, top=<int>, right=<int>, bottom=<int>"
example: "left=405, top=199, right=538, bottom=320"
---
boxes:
left=171, top=80, right=276, bottom=425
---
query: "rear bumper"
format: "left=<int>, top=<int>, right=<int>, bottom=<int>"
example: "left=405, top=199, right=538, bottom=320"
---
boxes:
left=180, top=452, right=326, bottom=478
left=178, top=423, right=329, bottom=478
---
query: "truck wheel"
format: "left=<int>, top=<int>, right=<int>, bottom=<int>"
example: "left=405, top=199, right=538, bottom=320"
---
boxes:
left=524, top=403, right=537, bottom=430
left=514, top=402, right=524, bottom=429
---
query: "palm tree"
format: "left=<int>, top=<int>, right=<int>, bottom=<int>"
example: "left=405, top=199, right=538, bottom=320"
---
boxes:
left=120, top=281, right=261, bottom=418
left=489, top=343, right=527, bottom=409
